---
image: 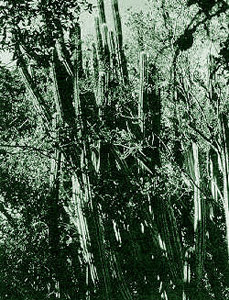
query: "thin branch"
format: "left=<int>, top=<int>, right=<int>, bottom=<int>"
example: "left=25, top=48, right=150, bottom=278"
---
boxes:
left=15, top=45, right=51, bottom=123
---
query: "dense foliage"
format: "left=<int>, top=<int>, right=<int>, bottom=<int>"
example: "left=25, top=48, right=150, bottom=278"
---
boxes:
left=0, top=0, right=228, bottom=299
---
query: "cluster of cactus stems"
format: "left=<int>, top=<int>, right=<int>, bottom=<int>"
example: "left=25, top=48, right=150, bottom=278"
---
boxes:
left=15, top=0, right=229, bottom=299
left=206, top=72, right=229, bottom=260
left=219, top=114, right=229, bottom=258
left=181, top=66, right=229, bottom=298
left=94, top=0, right=129, bottom=93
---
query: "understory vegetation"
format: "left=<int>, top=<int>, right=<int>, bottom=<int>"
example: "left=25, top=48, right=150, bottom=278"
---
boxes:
left=0, top=0, right=228, bottom=299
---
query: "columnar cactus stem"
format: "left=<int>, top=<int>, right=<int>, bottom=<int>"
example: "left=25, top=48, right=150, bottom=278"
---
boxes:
left=97, top=0, right=106, bottom=24
left=108, top=30, right=115, bottom=54
left=71, top=174, right=98, bottom=285
left=92, top=42, right=99, bottom=83
left=48, top=113, right=62, bottom=299
left=101, top=23, right=110, bottom=64
left=193, top=143, right=201, bottom=233
left=95, top=16, right=104, bottom=70
left=192, top=142, right=206, bottom=286
left=111, top=0, right=123, bottom=49
left=111, top=0, right=128, bottom=83
left=101, top=23, right=109, bottom=46
left=95, top=17, right=109, bottom=109
left=72, top=23, right=83, bottom=123
left=138, top=52, right=147, bottom=134
left=101, top=23, right=110, bottom=87
left=51, top=49, right=64, bottom=122
left=209, top=150, right=219, bottom=203
left=108, top=30, right=118, bottom=78
left=183, top=249, right=191, bottom=300
left=73, top=22, right=83, bottom=78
